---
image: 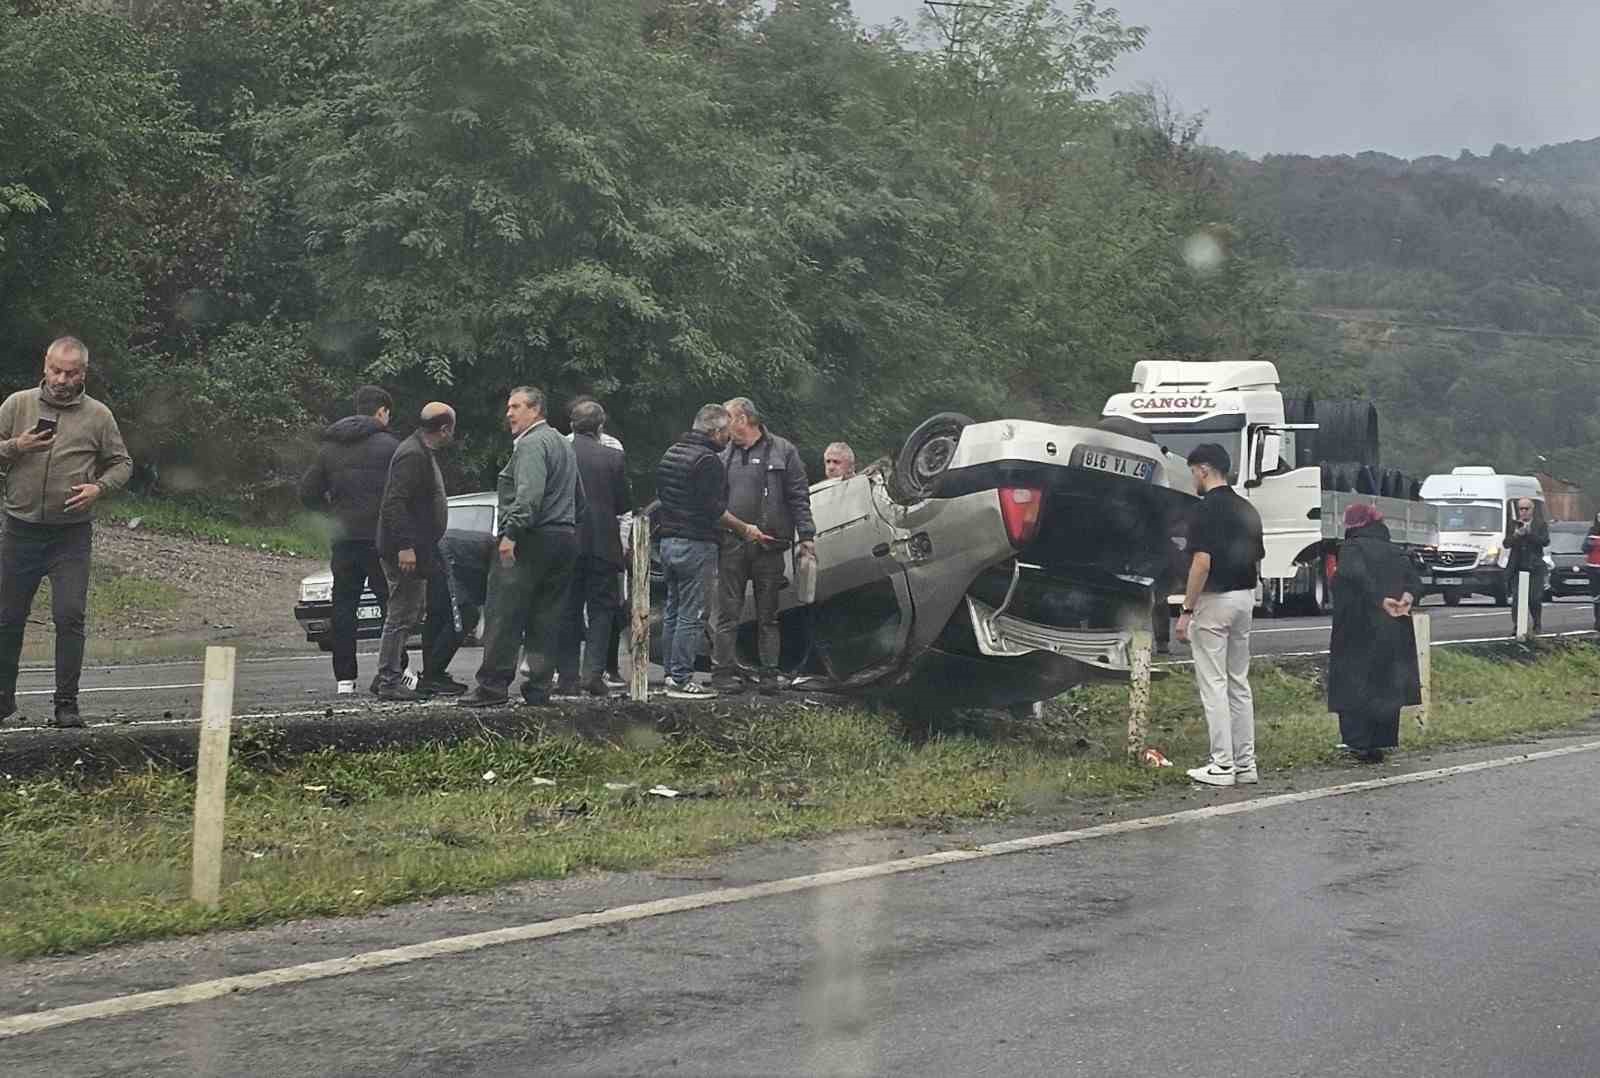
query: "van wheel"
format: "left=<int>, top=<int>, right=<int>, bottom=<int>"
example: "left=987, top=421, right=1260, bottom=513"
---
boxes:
left=887, top=412, right=975, bottom=504
left=1442, top=589, right=1463, bottom=607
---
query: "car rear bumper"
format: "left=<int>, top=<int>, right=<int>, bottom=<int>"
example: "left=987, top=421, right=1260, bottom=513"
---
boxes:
left=965, top=596, right=1134, bottom=672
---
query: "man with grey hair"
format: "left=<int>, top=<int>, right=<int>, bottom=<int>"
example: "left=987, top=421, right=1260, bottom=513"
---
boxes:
left=654, top=402, right=767, bottom=698
left=459, top=386, right=583, bottom=707
left=823, top=442, right=856, bottom=480
left=557, top=398, right=632, bottom=695
left=714, top=396, right=815, bottom=695
left=565, top=395, right=630, bottom=688
left=373, top=402, right=456, bottom=700
left=0, top=336, right=133, bottom=726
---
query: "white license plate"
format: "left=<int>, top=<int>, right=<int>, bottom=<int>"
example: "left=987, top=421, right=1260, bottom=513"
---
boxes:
left=1076, top=448, right=1154, bottom=481
left=1567, top=576, right=1588, bottom=586
left=357, top=604, right=382, bottom=620
left=1432, top=576, right=1463, bottom=586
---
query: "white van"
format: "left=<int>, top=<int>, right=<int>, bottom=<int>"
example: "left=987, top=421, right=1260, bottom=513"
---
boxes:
left=1416, top=467, right=1546, bottom=605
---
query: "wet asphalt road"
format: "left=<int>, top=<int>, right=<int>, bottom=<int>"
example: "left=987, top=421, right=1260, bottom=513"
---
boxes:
left=0, top=593, right=1593, bottom=731
left=2, top=737, right=1597, bottom=1076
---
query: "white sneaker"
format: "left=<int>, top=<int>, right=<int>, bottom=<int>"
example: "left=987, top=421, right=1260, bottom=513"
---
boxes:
left=1234, top=766, right=1259, bottom=785
left=336, top=680, right=356, bottom=696
left=1187, top=763, right=1236, bottom=787
left=665, top=679, right=718, bottom=700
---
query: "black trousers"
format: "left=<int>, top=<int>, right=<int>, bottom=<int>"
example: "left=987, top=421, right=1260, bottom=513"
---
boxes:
left=329, top=539, right=390, bottom=682
left=0, top=518, right=92, bottom=705
left=474, top=527, right=578, bottom=697
left=423, top=563, right=464, bottom=678
left=558, top=556, right=622, bottom=685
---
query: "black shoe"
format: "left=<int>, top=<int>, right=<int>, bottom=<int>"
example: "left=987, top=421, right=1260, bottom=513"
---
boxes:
left=374, top=683, right=421, bottom=702
left=521, top=688, right=552, bottom=707
left=1353, top=748, right=1385, bottom=764
left=758, top=672, right=785, bottom=696
left=418, top=675, right=468, bottom=696
left=0, top=695, right=15, bottom=724
left=710, top=674, right=745, bottom=694
left=581, top=676, right=610, bottom=698
left=551, top=681, right=586, bottom=699
left=457, top=688, right=509, bottom=708
left=52, top=700, right=84, bottom=728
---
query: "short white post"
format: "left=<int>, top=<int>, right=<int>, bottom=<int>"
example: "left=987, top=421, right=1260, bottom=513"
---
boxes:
left=1127, top=629, right=1153, bottom=761
left=630, top=516, right=651, bottom=702
left=191, top=646, right=236, bottom=908
left=1411, top=612, right=1431, bottom=730
left=1515, top=570, right=1532, bottom=641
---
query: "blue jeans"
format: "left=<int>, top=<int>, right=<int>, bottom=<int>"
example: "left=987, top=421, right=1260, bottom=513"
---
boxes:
left=661, top=537, right=717, bottom=684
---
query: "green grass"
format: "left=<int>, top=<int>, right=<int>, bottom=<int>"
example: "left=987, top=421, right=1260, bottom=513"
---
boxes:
left=2, top=644, right=1597, bottom=960
left=26, top=563, right=185, bottom=630
left=99, top=492, right=331, bottom=558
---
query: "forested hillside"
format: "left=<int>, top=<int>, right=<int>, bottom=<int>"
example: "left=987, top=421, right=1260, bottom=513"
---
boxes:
left=1220, top=146, right=1600, bottom=506
left=1, top=0, right=1280, bottom=502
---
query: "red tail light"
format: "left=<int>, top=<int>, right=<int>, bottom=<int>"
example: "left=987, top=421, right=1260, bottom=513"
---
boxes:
left=999, top=487, right=1044, bottom=547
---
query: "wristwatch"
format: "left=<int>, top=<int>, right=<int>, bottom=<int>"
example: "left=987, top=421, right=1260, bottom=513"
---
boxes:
left=1181, top=607, right=1195, bottom=615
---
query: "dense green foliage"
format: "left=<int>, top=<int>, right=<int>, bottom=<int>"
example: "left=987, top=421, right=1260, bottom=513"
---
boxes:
left=1, top=0, right=1275, bottom=498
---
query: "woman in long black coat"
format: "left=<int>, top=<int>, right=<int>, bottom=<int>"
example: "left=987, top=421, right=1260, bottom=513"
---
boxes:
left=1328, top=503, right=1423, bottom=763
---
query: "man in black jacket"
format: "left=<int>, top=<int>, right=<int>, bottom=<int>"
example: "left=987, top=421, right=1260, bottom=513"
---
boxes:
left=299, top=386, right=401, bottom=694
left=656, top=403, right=765, bottom=699
left=1506, top=498, right=1550, bottom=634
left=557, top=400, right=632, bottom=696
left=712, top=397, right=815, bottom=695
left=372, top=403, right=455, bottom=700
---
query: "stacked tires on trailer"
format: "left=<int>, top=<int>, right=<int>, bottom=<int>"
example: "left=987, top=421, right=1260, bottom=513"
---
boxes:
left=1280, top=391, right=1426, bottom=615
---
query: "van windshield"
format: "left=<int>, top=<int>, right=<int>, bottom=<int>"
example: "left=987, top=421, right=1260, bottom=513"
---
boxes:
left=1433, top=504, right=1503, bottom=532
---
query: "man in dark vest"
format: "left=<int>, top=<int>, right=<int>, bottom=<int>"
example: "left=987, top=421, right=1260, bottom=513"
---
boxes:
left=557, top=399, right=632, bottom=696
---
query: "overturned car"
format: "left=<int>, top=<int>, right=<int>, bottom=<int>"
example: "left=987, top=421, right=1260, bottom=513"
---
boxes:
left=720, top=413, right=1196, bottom=709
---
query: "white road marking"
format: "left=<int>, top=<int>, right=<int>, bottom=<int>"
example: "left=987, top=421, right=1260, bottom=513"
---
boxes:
left=1452, top=612, right=1505, bottom=619
left=1249, top=625, right=1330, bottom=635
left=1155, top=627, right=1595, bottom=668
left=17, top=683, right=202, bottom=698
left=3, top=738, right=1598, bottom=1041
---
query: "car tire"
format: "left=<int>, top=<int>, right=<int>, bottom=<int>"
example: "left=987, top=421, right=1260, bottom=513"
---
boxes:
left=1442, top=589, right=1463, bottom=607
left=887, top=412, right=975, bottom=504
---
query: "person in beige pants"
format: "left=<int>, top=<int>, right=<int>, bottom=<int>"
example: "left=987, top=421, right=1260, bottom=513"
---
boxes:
left=1175, top=443, right=1265, bottom=788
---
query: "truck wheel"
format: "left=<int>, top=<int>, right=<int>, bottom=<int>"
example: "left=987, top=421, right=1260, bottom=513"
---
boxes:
left=887, top=412, right=975, bottom=504
left=1442, top=589, right=1463, bottom=607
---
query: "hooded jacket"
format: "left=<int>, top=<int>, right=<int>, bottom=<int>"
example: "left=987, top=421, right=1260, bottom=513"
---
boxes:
left=298, top=415, right=401, bottom=542
left=0, top=386, right=133, bottom=525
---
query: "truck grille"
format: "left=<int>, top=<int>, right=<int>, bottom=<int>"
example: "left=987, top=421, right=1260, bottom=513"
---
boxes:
left=1424, top=550, right=1476, bottom=569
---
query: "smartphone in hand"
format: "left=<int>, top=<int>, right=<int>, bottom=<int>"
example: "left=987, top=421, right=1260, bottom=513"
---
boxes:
left=31, top=417, right=57, bottom=437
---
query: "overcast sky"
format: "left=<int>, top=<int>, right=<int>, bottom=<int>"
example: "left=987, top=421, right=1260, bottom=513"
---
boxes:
left=851, top=0, right=1600, bottom=158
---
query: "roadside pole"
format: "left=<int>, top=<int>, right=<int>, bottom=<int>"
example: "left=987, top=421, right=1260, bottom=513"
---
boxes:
left=1127, top=629, right=1153, bottom=761
left=630, top=517, right=650, bottom=702
left=1516, top=570, right=1532, bottom=641
left=1410, top=612, right=1431, bottom=730
left=191, top=646, right=236, bottom=909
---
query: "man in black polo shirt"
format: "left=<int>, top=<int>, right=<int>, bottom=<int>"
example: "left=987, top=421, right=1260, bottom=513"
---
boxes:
left=1176, top=443, right=1265, bottom=787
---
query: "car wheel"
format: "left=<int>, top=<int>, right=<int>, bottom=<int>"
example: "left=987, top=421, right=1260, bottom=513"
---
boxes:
left=887, top=412, right=975, bottom=504
left=1442, top=589, right=1463, bottom=607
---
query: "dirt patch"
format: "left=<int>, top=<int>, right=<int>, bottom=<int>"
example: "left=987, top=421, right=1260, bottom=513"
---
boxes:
left=20, top=520, right=325, bottom=662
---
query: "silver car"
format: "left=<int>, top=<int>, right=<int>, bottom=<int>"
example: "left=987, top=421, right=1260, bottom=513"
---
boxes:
left=721, top=413, right=1195, bottom=709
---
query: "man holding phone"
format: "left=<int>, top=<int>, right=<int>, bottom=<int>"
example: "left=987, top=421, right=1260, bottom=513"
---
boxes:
left=0, top=336, right=133, bottom=727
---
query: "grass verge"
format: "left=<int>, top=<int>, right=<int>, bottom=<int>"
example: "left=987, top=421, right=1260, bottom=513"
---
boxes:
left=99, top=492, right=331, bottom=558
left=2, top=644, right=1598, bottom=960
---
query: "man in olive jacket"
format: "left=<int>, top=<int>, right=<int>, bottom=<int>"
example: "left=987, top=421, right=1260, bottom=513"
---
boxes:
left=373, top=403, right=456, bottom=700
left=459, top=386, right=584, bottom=707
left=0, top=336, right=133, bottom=727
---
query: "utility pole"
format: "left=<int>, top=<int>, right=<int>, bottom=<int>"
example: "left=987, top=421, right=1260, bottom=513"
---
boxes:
left=923, top=1, right=1002, bottom=56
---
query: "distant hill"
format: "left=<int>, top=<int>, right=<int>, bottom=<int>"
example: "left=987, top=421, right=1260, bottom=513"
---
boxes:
left=1215, top=137, right=1600, bottom=509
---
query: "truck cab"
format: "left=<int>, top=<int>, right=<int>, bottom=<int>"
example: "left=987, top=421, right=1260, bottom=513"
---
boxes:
left=1102, top=360, right=1322, bottom=609
left=1417, top=468, right=1546, bottom=605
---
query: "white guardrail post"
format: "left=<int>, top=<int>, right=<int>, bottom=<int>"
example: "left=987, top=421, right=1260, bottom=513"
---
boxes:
left=1516, top=570, right=1532, bottom=641
left=191, top=646, right=237, bottom=908
left=1410, top=612, right=1431, bottom=730
left=630, top=516, right=651, bottom=702
left=1127, top=629, right=1153, bottom=760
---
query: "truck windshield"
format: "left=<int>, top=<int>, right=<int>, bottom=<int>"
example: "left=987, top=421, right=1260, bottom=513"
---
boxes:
left=1145, top=430, right=1244, bottom=464
left=1432, top=504, right=1503, bottom=532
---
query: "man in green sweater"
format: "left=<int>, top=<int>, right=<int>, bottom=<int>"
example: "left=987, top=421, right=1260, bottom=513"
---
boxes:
left=458, top=386, right=583, bottom=707
left=0, top=336, right=133, bottom=727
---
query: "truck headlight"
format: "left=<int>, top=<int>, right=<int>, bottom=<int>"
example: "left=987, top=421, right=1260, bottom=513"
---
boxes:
left=299, top=580, right=333, bottom=604
left=1480, top=546, right=1504, bottom=569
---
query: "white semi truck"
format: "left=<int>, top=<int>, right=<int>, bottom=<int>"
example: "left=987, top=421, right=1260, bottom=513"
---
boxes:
left=1101, top=360, right=1437, bottom=614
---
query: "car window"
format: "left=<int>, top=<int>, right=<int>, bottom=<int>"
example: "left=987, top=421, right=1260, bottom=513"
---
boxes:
left=448, top=504, right=495, bottom=534
left=1548, top=529, right=1587, bottom=554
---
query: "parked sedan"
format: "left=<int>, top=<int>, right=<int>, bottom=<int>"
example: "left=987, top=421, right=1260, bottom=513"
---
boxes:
left=718, top=413, right=1195, bottom=710
left=293, top=493, right=498, bottom=649
left=1545, top=521, right=1595, bottom=599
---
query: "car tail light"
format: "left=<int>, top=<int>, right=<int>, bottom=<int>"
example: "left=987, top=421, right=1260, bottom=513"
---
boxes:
left=999, top=487, right=1044, bottom=547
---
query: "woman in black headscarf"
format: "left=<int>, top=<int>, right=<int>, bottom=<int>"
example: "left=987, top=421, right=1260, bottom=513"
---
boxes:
left=1328, top=503, right=1423, bottom=763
